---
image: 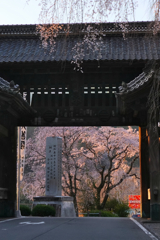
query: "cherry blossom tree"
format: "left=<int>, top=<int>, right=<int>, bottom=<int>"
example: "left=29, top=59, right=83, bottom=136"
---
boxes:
left=22, top=166, right=45, bottom=200
left=26, top=127, right=87, bottom=214
left=28, top=0, right=138, bottom=24
left=109, top=167, right=140, bottom=203
left=25, top=0, right=160, bottom=70
left=81, top=126, right=139, bottom=210
left=24, top=126, right=139, bottom=212
left=27, top=0, right=159, bottom=25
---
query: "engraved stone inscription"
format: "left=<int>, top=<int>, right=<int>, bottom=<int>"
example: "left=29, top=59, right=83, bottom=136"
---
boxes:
left=46, top=137, right=62, bottom=196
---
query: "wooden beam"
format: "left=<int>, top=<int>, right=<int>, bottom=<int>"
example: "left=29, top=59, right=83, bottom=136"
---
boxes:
left=149, top=123, right=160, bottom=221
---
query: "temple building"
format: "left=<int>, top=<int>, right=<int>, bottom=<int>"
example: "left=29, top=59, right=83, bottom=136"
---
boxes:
left=0, top=21, right=159, bottom=220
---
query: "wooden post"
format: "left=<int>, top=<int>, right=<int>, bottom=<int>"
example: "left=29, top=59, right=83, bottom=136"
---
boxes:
left=139, top=127, right=150, bottom=218
left=16, top=127, right=21, bottom=217
left=0, top=126, right=17, bottom=217
left=149, top=123, right=160, bottom=221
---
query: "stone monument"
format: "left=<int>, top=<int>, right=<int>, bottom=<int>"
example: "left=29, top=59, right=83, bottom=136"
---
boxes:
left=46, top=137, right=62, bottom=196
left=33, top=137, right=76, bottom=217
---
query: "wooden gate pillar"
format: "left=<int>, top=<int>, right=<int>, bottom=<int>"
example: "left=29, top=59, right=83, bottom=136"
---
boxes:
left=0, top=126, right=17, bottom=217
left=149, top=124, right=160, bottom=221
left=139, top=127, right=150, bottom=218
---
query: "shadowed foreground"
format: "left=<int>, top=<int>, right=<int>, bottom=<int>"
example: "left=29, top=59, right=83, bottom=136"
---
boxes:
left=0, top=217, right=153, bottom=240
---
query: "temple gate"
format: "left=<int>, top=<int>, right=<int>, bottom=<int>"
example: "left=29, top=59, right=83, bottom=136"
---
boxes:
left=0, top=22, right=159, bottom=220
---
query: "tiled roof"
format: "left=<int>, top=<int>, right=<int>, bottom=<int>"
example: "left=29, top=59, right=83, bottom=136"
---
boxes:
left=118, top=66, right=155, bottom=95
left=115, top=63, right=155, bottom=115
left=0, top=22, right=159, bottom=63
left=0, top=77, right=21, bottom=94
left=0, top=77, right=10, bottom=87
left=0, top=22, right=156, bottom=36
left=0, top=77, right=35, bottom=115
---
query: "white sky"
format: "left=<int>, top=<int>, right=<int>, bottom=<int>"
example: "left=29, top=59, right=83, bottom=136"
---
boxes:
left=0, top=0, right=153, bottom=25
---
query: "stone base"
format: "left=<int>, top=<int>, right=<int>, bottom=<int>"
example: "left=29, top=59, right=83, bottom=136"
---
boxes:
left=16, top=210, right=21, bottom=218
left=33, top=196, right=76, bottom=217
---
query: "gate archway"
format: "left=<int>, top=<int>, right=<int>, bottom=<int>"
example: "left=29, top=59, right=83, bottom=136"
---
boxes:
left=0, top=22, right=159, bottom=220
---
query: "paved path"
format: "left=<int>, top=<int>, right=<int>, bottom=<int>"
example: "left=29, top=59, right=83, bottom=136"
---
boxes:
left=0, top=217, right=155, bottom=240
left=135, top=218, right=160, bottom=240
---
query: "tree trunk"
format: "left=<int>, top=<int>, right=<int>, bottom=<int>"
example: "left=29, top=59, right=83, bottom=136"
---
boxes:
left=70, top=192, right=78, bottom=216
left=100, top=192, right=109, bottom=209
left=96, top=189, right=102, bottom=210
left=73, top=196, right=78, bottom=216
